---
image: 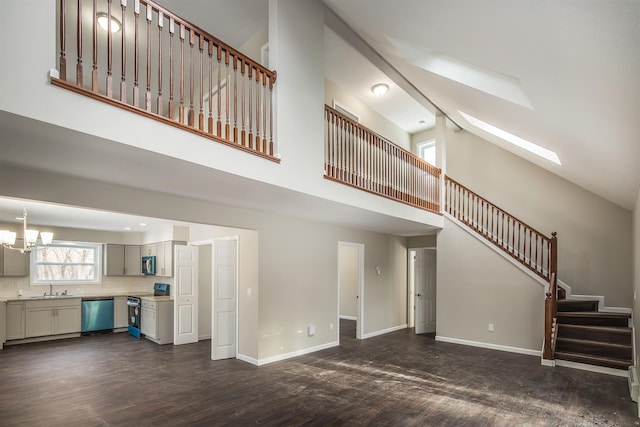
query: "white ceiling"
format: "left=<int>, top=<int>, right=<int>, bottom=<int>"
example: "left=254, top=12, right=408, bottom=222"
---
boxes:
left=1, top=0, right=638, bottom=236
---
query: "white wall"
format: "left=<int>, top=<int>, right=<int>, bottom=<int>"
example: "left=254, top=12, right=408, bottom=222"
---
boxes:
left=324, top=79, right=411, bottom=150
left=197, top=244, right=213, bottom=340
left=339, top=244, right=358, bottom=318
left=446, top=128, right=633, bottom=308
left=437, top=216, right=544, bottom=351
left=633, top=187, right=640, bottom=367
left=411, top=127, right=436, bottom=154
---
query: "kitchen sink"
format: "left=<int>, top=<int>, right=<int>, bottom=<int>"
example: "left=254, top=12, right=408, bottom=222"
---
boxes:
left=29, top=295, right=76, bottom=298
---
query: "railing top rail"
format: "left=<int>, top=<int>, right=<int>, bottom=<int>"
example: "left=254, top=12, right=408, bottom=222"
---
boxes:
left=140, top=0, right=276, bottom=82
left=325, top=104, right=442, bottom=177
left=445, top=175, right=551, bottom=241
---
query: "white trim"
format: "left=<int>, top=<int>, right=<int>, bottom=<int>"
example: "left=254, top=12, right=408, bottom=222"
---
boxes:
left=236, top=353, right=259, bottom=366
left=339, top=315, right=357, bottom=321
left=362, top=324, right=407, bottom=339
left=435, top=335, right=542, bottom=357
left=541, top=359, right=556, bottom=367
left=332, top=100, right=360, bottom=122
left=554, top=359, right=629, bottom=378
left=254, top=341, right=339, bottom=366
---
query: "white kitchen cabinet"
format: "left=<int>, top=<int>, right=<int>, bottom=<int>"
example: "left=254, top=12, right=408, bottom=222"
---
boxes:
left=140, top=298, right=173, bottom=344
left=1, top=239, right=29, bottom=276
left=105, top=244, right=141, bottom=276
left=25, top=298, right=81, bottom=338
left=104, top=244, right=125, bottom=276
left=6, top=301, right=25, bottom=340
left=124, top=245, right=141, bottom=276
left=113, top=296, right=128, bottom=329
left=142, top=244, right=157, bottom=257
left=156, top=241, right=173, bottom=277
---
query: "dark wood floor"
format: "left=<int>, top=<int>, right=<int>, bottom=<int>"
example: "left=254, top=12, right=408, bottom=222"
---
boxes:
left=0, top=320, right=636, bottom=426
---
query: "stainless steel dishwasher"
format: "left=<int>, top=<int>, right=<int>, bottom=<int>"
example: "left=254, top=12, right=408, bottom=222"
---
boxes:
left=81, top=297, right=114, bottom=334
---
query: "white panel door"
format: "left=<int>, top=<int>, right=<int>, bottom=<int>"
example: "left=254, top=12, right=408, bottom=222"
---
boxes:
left=174, top=245, right=198, bottom=345
left=415, top=249, right=436, bottom=334
left=212, top=238, right=237, bottom=360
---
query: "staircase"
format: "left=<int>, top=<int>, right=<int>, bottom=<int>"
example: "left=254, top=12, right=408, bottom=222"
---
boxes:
left=555, top=299, right=633, bottom=370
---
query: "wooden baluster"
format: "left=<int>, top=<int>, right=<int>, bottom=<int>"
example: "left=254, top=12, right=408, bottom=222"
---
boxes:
left=198, top=34, right=204, bottom=130
left=240, top=60, right=246, bottom=145
left=106, top=0, right=114, bottom=98
left=156, top=11, right=163, bottom=116
left=225, top=50, right=231, bottom=140
left=188, top=29, right=195, bottom=126
left=76, top=0, right=83, bottom=86
left=329, top=111, right=335, bottom=177
left=133, top=0, right=140, bottom=107
left=269, top=73, right=275, bottom=155
left=178, top=23, right=185, bottom=123
left=247, top=65, right=252, bottom=148
left=534, top=234, right=538, bottom=273
left=92, top=0, right=98, bottom=92
left=145, top=4, right=151, bottom=111
left=59, top=0, right=66, bottom=81
left=516, top=223, right=521, bottom=259
left=262, top=72, right=267, bottom=153
left=120, top=0, right=127, bottom=102
left=255, top=70, right=261, bottom=150
left=216, top=46, right=222, bottom=137
left=233, top=56, right=239, bottom=143
left=168, top=18, right=175, bottom=119
left=207, top=41, right=214, bottom=133
left=528, top=229, right=532, bottom=269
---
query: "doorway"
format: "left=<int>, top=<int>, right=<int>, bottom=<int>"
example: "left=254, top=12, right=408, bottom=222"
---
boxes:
left=338, top=242, right=364, bottom=341
left=409, top=248, right=436, bottom=334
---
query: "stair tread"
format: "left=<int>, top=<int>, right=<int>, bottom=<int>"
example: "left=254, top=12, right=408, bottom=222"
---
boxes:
left=555, top=351, right=632, bottom=367
left=556, top=337, right=631, bottom=349
left=558, top=299, right=600, bottom=303
left=557, top=311, right=631, bottom=318
left=558, top=324, right=631, bottom=334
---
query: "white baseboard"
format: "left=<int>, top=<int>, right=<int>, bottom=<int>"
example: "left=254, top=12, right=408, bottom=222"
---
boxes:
left=198, top=334, right=211, bottom=341
left=339, top=315, right=357, bottom=321
left=362, top=324, right=407, bottom=339
left=555, top=359, right=629, bottom=378
left=237, top=353, right=259, bottom=366
left=435, top=335, right=542, bottom=357
left=253, top=341, right=339, bottom=366
left=541, top=358, right=556, bottom=367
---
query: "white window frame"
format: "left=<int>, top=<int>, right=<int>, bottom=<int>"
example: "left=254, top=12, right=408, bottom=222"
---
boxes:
left=30, top=241, right=102, bottom=285
left=417, top=139, right=436, bottom=165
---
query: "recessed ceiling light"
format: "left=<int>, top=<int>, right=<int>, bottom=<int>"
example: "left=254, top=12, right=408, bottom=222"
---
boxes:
left=139, top=222, right=147, bottom=226
left=459, top=111, right=561, bottom=165
left=124, top=227, right=132, bottom=231
left=371, top=83, right=389, bottom=96
left=97, top=13, right=121, bottom=33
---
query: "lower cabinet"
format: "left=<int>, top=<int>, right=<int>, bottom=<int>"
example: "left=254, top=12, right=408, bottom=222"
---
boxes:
left=113, top=296, right=128, bottom=329
left=140, top=298, right=173, bottom=344
left=25, top=298, right=81, bottom=338
left=6, top=301, right=26, bottom=340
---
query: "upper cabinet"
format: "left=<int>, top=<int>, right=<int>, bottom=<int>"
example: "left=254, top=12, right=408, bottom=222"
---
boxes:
left=104, top=244, right=142, bottom=276
left=0, top=239, right=29, bottom=277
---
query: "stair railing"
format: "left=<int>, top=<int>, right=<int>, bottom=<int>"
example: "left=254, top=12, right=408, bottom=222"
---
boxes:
left=444, top=176, right=559, bottom=361
left=54, top=0, right=278, bottom=161
left=324, top=105, right=441, bottom=212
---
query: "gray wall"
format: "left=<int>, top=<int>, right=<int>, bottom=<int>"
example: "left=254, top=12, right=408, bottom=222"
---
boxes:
left=446, top=128, right=633, bottom=308
left=198, top=244, right=213, bottom=340
left=339, top=245, right=358, bottom=318
left=407, top=234, right=436, bottom=249
left=633, top=188, right=640, bottom=367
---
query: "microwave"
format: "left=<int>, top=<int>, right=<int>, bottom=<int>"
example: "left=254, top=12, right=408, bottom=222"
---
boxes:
left=142, top=256, right=156, bottom=275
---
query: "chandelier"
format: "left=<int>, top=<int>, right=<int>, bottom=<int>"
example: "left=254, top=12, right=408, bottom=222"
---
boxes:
left=0, top=207, right=53, bottom=254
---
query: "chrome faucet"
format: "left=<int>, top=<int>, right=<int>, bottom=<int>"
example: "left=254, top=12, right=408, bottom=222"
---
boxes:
left=49, top=283, right=53, bottom=296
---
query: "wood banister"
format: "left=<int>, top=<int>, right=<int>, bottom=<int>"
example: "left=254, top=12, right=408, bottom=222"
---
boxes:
left=53, top=0, right=279, bottom=162
left=324, top=105, right=441, bottom=213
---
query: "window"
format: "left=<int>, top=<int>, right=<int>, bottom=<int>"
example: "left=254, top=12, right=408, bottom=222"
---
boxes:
left=417, top=139, right=436, bottom=165
left=31, top=242, right=102, bottom=284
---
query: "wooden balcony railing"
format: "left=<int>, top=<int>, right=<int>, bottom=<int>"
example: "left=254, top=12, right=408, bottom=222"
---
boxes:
left=324, top=105, right=441, bottom=213
left=53, top=0, right=278, bottom=161
left=444, top=175, right=559, bottom=361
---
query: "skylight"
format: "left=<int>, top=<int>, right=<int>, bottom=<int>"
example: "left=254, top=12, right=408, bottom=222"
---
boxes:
left=388, top=37, right=533, bottom=109
left=459, top=112, right=561, bottom=165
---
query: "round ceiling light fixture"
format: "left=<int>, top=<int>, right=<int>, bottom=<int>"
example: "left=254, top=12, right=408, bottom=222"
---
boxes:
left=97, top=13, right=122, bottom=33
left=371, top=83, right=389, bottom=96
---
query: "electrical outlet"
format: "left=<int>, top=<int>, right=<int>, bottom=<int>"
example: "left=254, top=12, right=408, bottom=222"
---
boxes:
left=329, top=322, right=334, bottom=330
left=488, top=323, right=494, bottom=332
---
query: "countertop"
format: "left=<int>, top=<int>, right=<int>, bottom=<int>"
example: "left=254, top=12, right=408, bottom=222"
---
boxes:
left=141, top=296, right=173, bottom=302
left=1, top=292, right=154, bottom=303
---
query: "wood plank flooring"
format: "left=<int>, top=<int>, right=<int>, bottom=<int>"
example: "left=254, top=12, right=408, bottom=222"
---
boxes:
left=0, top=320, right=637, bottom=426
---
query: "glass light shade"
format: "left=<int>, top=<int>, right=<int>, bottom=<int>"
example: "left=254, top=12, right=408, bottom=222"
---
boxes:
left=0, top=230, right=17, bottom=245
left=24, top=229, right=39, bottom=245
left=40, top=232, right=54, bottom=246
left=97, top=13, right=121, bottom=33
left=371, top=83, right=389, bottom=96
